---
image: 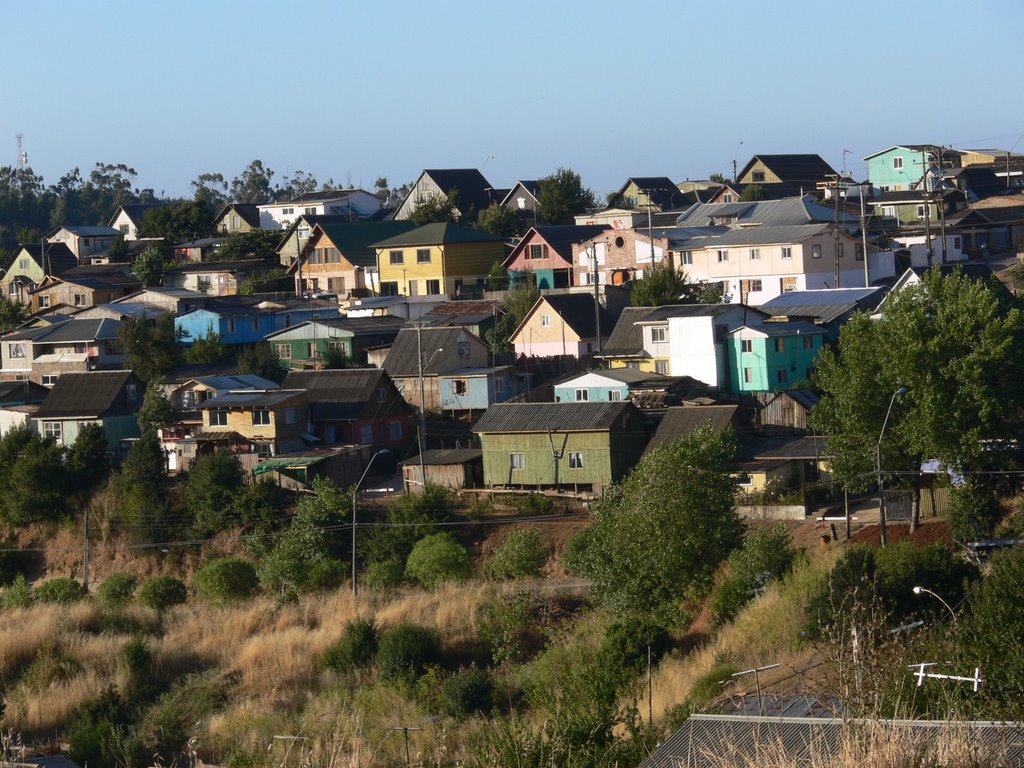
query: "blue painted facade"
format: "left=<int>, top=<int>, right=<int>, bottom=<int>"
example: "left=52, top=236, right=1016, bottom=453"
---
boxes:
left=865, top=146, right=928, bottom=191
left=554, top=382, right=627, bottom=403
left=438, top=368, right=532, bottom=411
left=176, top=306, right=327, bottom=346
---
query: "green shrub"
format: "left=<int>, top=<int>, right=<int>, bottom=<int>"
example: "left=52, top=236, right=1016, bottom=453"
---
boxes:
left=0, top=574, right=34, bottom=609
left=22, top=641, right=81, bottom=689
left=186, top=451, right=246, bottom=535
left=363, top=483, right=453, bottom=565
left=118, top=636, right=159, bottom=700
left=686, top=663, right=740, bottom=709
left=377, top=623, right=440, bottom=688
left=35, top=577, right=84, bottom=605
left=365, top=558, right=405, bottom=590
left=0, top=536, right=35, bottom=585
left=193, top=557, right=259, bottom=604
left=138, top=575, right=188, bottom=613
left=950, top=481, right=1005, bottom=543
left=710, top=526, right=796, bottom=626
left=479, top=591, right=544, bottom=665
left=67, top=686, right=133, bottom=768
left=598, top=619, right=671, bottom=690
left=436, top=666, right=493, bottom=719
left=486, top=529, right=549, bottom=580
left=97, top=572, right=137, bottom=609
left=323, top=617, right=378, bottom=674
left=405, top=532, right=470, bottom=589
left=508, top=493, right=553, bottom=515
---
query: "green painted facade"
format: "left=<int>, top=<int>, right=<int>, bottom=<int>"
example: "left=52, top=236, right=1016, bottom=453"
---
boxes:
left=728, top=328, right=825, bottom=393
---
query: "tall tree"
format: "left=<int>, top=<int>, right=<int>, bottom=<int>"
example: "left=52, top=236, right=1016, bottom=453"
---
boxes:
left=278, top=170, right=319, bottom=200
left=812, top=268, right=1024, bottom=531
left=409, top=191, right=459, bottom=225
left=230, top=160, right=276, bottom=204
left=132, top=243, right=170, bottom=287
left=137, top=381, right=174, bottom=436
left=0, top=299, right=28, bottom=333
left=118, top=431, right=170, bottom=543
left=477, top=202, right=524, bottom=238
left=536, top=168, right=595, bottom=225
left=630, top=264, right=694, bottom=307
left=739, top=184, right=765, bottom=201
left=566, top=426, right=742, bottom=623
left=191, top=172, right=228, bottom=208
left=138, top=200, right=214, bottom=241
left=118, top=315, right=181, bottom=384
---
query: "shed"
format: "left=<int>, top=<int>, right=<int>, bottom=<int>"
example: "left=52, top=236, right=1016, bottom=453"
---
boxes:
left=400, top=448, right=483, bottom=492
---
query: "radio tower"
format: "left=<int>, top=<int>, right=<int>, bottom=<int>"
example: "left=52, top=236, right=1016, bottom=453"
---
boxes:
left=16, top=134, right=27, bottom=169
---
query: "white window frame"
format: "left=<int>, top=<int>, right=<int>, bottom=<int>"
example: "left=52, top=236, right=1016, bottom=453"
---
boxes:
left=575, top=388, right=589, bottom=401
left=717, top=249, right=729, bottom=263
left=781, top=246, right=792, bottom=260
left=510, top=452, right=525, bottom=471
left=893, top=156, right=904, bottom=170
left=651, top=327, right=667, bottom=343
left=749, top=248, right=760, bottom=261
left=416, top=248, right=431, bottom=264
left=811, top=244, right=822, bottom=259
left=608, top=390, right=622, bottom=401
left=541, top=314, right=551, bottom=328
left=568, top=451, right=584, bottom=469
left=42, top=421, right=63, bottom=442
left=681, top=250, right=693, bottom=265
left=252, top=409, right=272, bottom=426
left=741, top=339, right=753, bottom=353
left=274, top=343, right=292, bottom=359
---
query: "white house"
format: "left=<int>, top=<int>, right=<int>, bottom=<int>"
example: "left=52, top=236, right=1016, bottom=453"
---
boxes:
left=257, top=189, right=382, bottom=230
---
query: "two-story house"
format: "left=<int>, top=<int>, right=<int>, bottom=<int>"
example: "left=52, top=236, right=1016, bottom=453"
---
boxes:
left=163, top=258, right=279, bottom=296
left=47, top=225, right=121, bottom=264
left=381, top=326, right=491, bottom=411
left=438, top=367, right=533, bottom=414
left=32, top=370, right=142, bottom=450
left=510, top=293, right=612, bottom=359
left=28, top=265, right=143, bottom=313
left=265, top=315, right=406, bottom=367
left=107, top=203, right=167, bottom=240
left=1, top=318, right=124, bottom=386
left=606, top=177, right=685, bottom=211
left=289, top=220, right=417, bottom=297
left=2, top=243, right=77, bottom=303
left=503, top=225, right=609, bottom=290
left=373, top=223, right=507, bottom=298
left=393, top=169, right=494, bottom=222
left=175, top=296, right=339, bottom=346
left=195, top=388, right=310, bottom=458
left=727, top=322, right=827, bottom=393
left=573, top=227, right=672, bottom=287
left=213, top=203, right=261, bottom=234
left=864, top=145, right=963, bottom=192
left=257, top=189, right=383, bottom=230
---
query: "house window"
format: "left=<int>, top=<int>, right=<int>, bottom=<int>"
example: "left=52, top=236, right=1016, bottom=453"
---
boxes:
left=749, top=248, right=760, bottom=261
left=741, top=339, right=753, bottom=353
left=575, top=388, right=589, bottom=401
left=953, top=236, right=962, bottom=249
left=282, top=207, right=294, bottom=215
left=569, top=451, right=584, bottom=469
left=285, top=407, right=297, bottom=425
left=252, top=409, right=272, bottom=426
left=209, top=410, right=228, bottom=427
left=811, top=244, right=822, bottom=259
left=752, top=171, right=765, bottom=183
left=804, top=335, right=815, bottom=349
left=74, top=293, right=87, bottom=306
left=781, top=277, right=797, bottom=293
left=777, top=369, right=788, bottom=384
left=274, top=343, right=292, bottom=359
left=304, top=207, right=316, bottom=215
left=528, top=244, right=548, bottom=260
left=781, top=247, right=792, bottom=260
left=39, top=295, right=51, bottom=308
left=774, top=337, right=786, bottom=353
left=749, top=279, right=763, bottom=292
left=376, top=387, right=387, bottom=403
left=541, top=314, right=551, bottom=328
left=495, top=378, right=505, bottom=394
left=19, top=258, right=28, bottom=269
left=510, top=452, right=525, bottom=471
left=227, top=318, right=236, bottom=333
left=251, top=318, right=259, bottom=332
left=609, top=390, right=622, bottom=401
left=426, top=279, right=441, bottom=294
left=416, top=248, right=431, bottom=264
left=651, top=327, right=667, bottom=343
left=453, top=379, right=467, bottom=395
left=43, top=421, right=63, bottom=442
left=457, top=340, right=470, bottom=358
left=682, top=251, right=693, bottom=265
left=380, top=281, right=399, bottom=296
left=328, top=340, right=346, bottom=357
left=717, top=249, right=729, bottom=263
left=42, top=374, right=59, bottom=387
left=916, top=205, right=927, bottom=218
left=655, top=359, right=669, bottom=374
left=893, top=157, right=904, bottom=170
left=855, top=243, right=864, bottom=261
left=361, top=424, right=374, bottom=443
left=882, top=206, right=897, bottom=218
left=9, top=343, right=25, bottom=359
left=389, top=250, right=403, bottom=265
left=389, top=421, right=403, bottom=440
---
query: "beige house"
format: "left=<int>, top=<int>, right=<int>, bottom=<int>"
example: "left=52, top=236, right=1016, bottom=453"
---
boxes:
left=573, top=228, right=671, bottom=287
left=47, top=225, right=121, bottom=263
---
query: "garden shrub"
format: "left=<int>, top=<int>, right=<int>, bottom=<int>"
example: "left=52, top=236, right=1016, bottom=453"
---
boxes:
left=34, top=577, right=84, bottom=605
left=138, top=575, right=188, bottom=613
left=193, top=557, right=260, bottom=604
left=323, top=617, right=378, bottom=674
left=404, top=532, right=470, bottom=589
left=98, top=572, right=137, bottom=609
left=377, top=623, right=440, bottom=688
left=486, top=529, right=549, bottom=580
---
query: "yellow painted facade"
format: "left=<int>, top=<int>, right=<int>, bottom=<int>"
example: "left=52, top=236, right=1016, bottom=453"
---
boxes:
left=201, top=393, right=307, bottom=444
left=608, top=358, right=659, bottom=373
left=376, top=241, right=505, bottom=296
left=739, top=159, right=783, bottom=185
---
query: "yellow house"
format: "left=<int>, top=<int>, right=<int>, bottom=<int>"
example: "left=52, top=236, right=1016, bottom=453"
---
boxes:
left=373, top=222, right=506, bottom=298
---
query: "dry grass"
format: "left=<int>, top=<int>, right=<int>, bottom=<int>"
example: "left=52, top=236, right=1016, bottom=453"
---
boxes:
left=371, top=582, right=493, bottom=642
left=5, top=669, right=108, bottom=734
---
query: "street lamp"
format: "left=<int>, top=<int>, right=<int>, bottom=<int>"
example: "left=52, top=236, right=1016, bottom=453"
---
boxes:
left=913, top=585, right=957, bottom=623
left=352, top=448, right=390, bottom=604
left=876, top=386, right=908, bottom=548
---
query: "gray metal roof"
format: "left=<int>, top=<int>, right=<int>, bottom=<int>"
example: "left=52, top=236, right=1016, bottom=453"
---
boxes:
left=472, top=401, right=639, bottom=433
left=557, top=367, right=661, bottom=386
left=640, top=715, right=1024, bottom=768
left=644, top=405, right=739, bottom=455
left=693, top=223, right=832, bottom=247
left=383, top=326, right=487, bottom=377
left=282, top=368, right=388, bottom=403
left=734, top=321, right=823, bottom=337
left=399, top=448, right=482, bottom=466
left=597, top=306, right=656, bottom=357
left=7, top=318, right=122, bottom=344
left=198, top=389, right=304, bottom=409
left=190, top=374, right=280, bottom=391
left=758, top=287, right=887, bottom=323
left=674, top=196, right=838, bottom=227
left=34, top=371, right=134, bottom=419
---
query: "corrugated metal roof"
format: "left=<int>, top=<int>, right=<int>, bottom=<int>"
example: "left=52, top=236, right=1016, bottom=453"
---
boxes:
left=400, top=448, right=482, bottom=466
left=733, top=321, right=823, bottom=337
left=644, top=405, right=739, bottom=454
left=371, top=222, right=505, bottom=247
left=34, top=371, right=134, bottom=419
left=675, top=196, right=837, bottom=227
left=695, top=223, right=831, bottom=246
left=198, top=389, right=304, bottom=409
left=558, top=367, right=661, bottom=386
left=595, top=306, right=654, bottom=357
left=383, top=327, right=487, bottom=377
left=472, top=401, right=638, bottom=433
left=282, top=368, right=387, bottom=403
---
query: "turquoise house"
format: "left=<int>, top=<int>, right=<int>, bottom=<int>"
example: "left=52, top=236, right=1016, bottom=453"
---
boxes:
left=727, top=323, right=825, bottom=393
left=554, top=368, right=658, bottom=402
left=864, top=145, right=962, bottom=192
left=438, top=367, right=532, bottom=413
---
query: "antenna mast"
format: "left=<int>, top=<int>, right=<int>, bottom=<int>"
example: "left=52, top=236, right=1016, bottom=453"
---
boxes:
left=16, top=134, right=27, bottom=169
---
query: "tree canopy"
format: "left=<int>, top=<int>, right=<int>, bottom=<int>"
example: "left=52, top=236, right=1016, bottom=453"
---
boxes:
left=409, top=192, right=459, bottom=225
left=812, top=268, right=1024, bottom=527
left=566, top=426, right=742, bottom=624
left=477, top=202, right=524, bottom=238
left=630, top=264, right=694, bottom=307
left=536, top=168, right=595, bottom=225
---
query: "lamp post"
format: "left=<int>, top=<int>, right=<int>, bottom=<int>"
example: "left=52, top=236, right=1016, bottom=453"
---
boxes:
left=352, top=448, right=390, bottom=604
left=876, top=386, right=908, bottom=548
left=913, top=585, right=957, bottom=623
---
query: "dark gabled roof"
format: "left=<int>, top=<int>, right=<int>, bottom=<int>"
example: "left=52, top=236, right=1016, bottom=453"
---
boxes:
left=499, top=180, right=541, bottom=207
left=371, top=222, right=505, bottom=248
left=34, top=317, right=121, bottom=343
left=34, top=371, right=134, bottom=419
left=215, top=203, right=261, bottom=228
left=531, top=293, right=613, bottom=340
left=14, top=242, right=77, bottom=274
left=270, top=188, right=371, bottom=205
left=282, top=368, right=389, bottom=403
left=610, top=176, right=684, bottom=210
left=644, top=405, right=739, bottom=454
left=507, top=224, right=611, bottom=264
left=736, top=433, right=829, bottom=461
left=766, top=388, right=822, bottom=413
left=557, top=367, right=660, bottom=387
left=108, top=203, right=165, bottom=228
left=948, top=204, right=1024, bottom=226
left=264, top=315, right=407, bottom=339
left=675, top=195, right=837, bottom=227
left=638, top=303, right=768, bottom=322
left=420, top=169, right=493, bottom=217
left=759, top=287, right=888, bottom=323
left=597, top=306, right=657, bottom=357
left=0, top=379, right=49, bottom=405
left=54, top=225, right=120, bottom=237
left=383, top=326, right=486, bottom=377
left=306, top=220, right=419, bottom=268
left=421, top=299, right=504, bottom=326
left=738, top=153, right=837, bottom=184
left=472, top=401, right=638, bottom=433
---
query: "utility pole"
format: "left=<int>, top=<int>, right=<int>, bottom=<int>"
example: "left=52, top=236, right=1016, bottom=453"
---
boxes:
left=416, top=322, right=428, bottom=486
left=921, top=150, right=933, bottom=268
left=592, top=241, right=602, bottom=353
left=82, top=508, right=89, bottom=593
left=831, top=174, right=841, bottom=288
left=934, top=146, right=948, bottom=263
left=859, top=184, right=870, bottom=288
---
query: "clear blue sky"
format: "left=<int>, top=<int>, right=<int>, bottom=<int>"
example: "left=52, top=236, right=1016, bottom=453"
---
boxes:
left=5, top=0, right=1023, bottom=201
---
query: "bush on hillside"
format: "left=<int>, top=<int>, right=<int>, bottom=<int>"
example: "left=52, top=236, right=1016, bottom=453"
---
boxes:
left=363, top=484, right=453, bottom=566
left=598, top=619, right=672, bottom=690
left=710, top=526, right=797, bottom=627
left=405, top=532, right=470, bottom=589
left=185, top=452, right=246, bottom=535
left=138, top=575, right=188, bottom=613
left=435, top=666, right=494, bottom=719
left=193, top=557, right=260, bottom=604
left=98, top=572, right=137, bottom=609
left=377, top=623, right=440, bottom=688
left=0, top=574, right=34, bottom=609
left=486, top=528, right=549, bottom=580
left=365, top=558, right=405, bottom=590
left=35, top=577, right=85, bottom=605
left=323, top=617, right=378, bottom=674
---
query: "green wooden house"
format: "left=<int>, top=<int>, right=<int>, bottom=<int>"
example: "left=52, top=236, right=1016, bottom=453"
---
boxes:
left=471, top=401, right=649, bottom=492
left=265, top=315, right=406, bottom=367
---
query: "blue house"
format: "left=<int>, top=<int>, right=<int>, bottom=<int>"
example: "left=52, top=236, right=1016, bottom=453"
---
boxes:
left=438, top=366, right=532, bottom=413
left=554, top=368, right=661, bottom=403
left=864, top=145, right=963, bottom=192
left=175, top=297, right=340, bottom=346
